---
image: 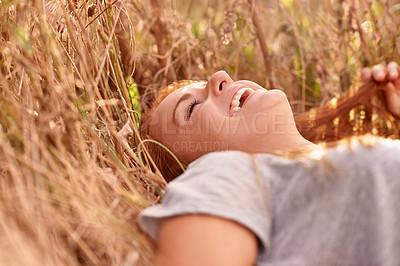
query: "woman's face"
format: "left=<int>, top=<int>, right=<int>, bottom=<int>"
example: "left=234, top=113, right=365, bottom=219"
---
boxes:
left=149, top=71, right=298, bottom=161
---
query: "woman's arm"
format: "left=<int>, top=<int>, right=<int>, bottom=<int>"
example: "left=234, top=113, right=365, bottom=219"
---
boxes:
left=155, top=215, right=258, bottom=266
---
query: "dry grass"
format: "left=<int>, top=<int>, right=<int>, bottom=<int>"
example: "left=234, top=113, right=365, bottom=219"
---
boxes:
left=0, top=0, right=162, bottom=265
left=0, top=0, right=399, bottom=265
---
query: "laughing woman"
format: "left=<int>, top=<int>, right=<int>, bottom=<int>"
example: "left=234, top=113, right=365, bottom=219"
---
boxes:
left=139, top=63, right=400, bottom=266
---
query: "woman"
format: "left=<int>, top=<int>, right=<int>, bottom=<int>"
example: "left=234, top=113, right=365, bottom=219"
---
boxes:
left=141, top=62, right=400, bottom=180
left=139, top=63, right=400, bottom=266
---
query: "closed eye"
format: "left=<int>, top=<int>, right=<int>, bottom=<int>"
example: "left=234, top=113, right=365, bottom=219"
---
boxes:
left=186, top=99, right=201, bottom=120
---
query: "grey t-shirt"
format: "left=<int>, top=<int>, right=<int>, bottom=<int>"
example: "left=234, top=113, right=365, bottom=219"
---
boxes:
left=139, top=138, right=400, bottom=266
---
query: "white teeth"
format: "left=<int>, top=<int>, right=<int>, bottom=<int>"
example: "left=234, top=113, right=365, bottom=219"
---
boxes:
left=229, top=87, right=255, bottom=116
left=237, top=88, right=245, bottom=94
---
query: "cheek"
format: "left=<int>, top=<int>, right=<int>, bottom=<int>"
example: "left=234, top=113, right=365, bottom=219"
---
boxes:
left=190, top=108, right=235, bottom=142
left=240, top=95, right=290, bottom=134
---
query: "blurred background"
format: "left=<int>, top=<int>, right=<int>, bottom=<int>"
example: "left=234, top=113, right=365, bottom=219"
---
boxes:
left=131, top=0, right=400, bottom=114
left=0, top=0, right=399, bottom=265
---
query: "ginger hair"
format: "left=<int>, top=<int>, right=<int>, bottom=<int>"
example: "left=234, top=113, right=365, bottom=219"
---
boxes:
left=141, top=79, right=397, bottom=182
left=294, top=81, right=398, bottom=142
left=140, top=81, right=203, bottom=182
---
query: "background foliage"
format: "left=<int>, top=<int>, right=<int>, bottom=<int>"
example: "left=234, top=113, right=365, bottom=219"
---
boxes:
left=0, top=0, right=399, bottom=265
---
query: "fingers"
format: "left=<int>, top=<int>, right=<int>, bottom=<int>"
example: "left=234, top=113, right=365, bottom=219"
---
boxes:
left=364, top=62, right=399, bottom=83
left=384, top=82, right=400, bottom=118
left=371, top=64, right=386, bottom=82
left=387, top=62, right=399, bottom=80
left=360, top=62, right=400, bottom=118
left=361, top=68, right=372, bottom=82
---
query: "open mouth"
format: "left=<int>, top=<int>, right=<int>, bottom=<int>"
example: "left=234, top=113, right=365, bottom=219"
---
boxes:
left=230, top=87, right=255, bottom=116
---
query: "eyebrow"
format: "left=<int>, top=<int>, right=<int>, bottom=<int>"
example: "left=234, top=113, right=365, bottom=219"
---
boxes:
left=172, top=93, right=192, bottom=125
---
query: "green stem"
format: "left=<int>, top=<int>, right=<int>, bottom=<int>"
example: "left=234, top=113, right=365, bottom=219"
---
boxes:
left=137, top=139, right=186, bottom=173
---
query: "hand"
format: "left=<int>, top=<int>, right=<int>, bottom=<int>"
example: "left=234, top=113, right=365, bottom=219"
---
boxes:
left=361, top=62, right=400, bottom=118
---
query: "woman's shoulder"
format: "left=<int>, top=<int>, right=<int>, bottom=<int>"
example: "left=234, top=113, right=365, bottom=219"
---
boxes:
left=184, top=150, right=283, bottom=180
left=189, top=150, right=251, bottom=166
left=315, top=136, right=400, bottom=163
left=188, top=149, right=290, bottom=168
left=181, top=136, right=400, bottom=181
left=180, top=150, right=256, bottom=183
left=264, top=136, right=400, bottom=163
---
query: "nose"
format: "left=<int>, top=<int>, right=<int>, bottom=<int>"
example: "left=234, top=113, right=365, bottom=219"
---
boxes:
left=206, top=71, right=233, bottom=96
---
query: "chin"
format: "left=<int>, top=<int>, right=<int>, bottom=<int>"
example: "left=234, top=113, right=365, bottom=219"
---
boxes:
left=268, top=89, right=288, bottom=101
left=245, top=91, right=289, bottom=116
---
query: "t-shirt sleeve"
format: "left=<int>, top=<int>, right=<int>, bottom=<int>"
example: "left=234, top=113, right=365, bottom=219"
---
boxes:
left=139, top=151, right=272, bottom=253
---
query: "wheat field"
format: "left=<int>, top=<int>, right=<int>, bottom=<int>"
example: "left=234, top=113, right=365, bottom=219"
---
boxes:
left=0, top=0, right=399, bottom=265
